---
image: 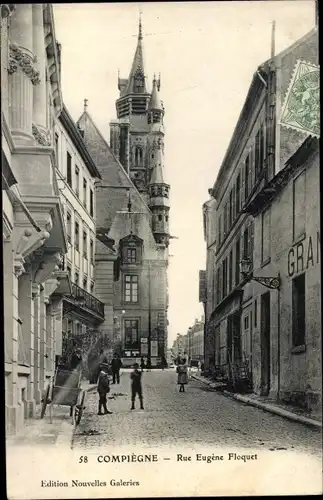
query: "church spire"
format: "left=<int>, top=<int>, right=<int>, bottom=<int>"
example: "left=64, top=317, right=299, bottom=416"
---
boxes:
left=125, top=15, right=147, bottom=94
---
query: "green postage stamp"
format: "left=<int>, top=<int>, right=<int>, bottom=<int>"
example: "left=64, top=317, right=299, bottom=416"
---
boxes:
left=280, top=60, right=320, bottom=137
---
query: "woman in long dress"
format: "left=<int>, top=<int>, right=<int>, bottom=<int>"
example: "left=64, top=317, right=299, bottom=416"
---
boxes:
left=177, top=357, right=188, bottom=392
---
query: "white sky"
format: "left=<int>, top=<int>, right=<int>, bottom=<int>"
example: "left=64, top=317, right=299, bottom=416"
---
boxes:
left=53, top=1, right=315, bottom=346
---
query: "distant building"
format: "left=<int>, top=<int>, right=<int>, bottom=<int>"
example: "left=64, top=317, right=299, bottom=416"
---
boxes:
left=76, top=18, right=170, bottom=366
left=172, top=318, right=205, bottom=362
left=203, top=26, right=320, bottom=412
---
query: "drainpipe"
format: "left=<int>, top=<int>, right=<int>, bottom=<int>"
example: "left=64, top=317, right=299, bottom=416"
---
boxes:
left=277, top=274, right=281, bottom=401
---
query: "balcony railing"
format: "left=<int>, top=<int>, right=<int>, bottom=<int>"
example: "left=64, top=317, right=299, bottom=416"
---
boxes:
left=65, top=281, right=105, bottom=320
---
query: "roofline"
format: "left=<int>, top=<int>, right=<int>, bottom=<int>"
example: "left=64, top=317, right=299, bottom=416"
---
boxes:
left=212, top=69, right=267, bottom=197
left=211, top=26, right=317, bottom=199
left=77, top=111, right=153, bottom=216
left=59, top=105, right=102, bottom=179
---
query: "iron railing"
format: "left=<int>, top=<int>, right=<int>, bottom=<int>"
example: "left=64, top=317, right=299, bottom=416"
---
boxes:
left=67, top=281, right=105, bottom=319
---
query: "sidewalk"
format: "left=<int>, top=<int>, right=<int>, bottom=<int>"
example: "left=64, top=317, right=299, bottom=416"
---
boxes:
left=191, top=373, right=322, bottom=430
left=6, top=381, right=98, bottom=447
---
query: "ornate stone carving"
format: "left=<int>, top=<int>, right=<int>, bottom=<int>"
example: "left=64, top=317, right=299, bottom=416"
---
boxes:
left=8, top=43, right=40, bottom=85
left=150, top=184, right=170, bottom=198
left=32, top=282, right=40, bottom=299
left=32, top=124, right=51, bottom=146
left=1, top=4, right=15, bottom=18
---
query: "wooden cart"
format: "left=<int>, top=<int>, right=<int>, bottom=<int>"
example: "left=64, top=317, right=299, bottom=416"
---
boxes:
left=40, top=368, right=86, bottom=425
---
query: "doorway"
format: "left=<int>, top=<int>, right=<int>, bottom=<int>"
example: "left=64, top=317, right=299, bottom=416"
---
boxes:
left=227, top=312, right=241, bottom=364
left=260, top=292, right=271, bottom=396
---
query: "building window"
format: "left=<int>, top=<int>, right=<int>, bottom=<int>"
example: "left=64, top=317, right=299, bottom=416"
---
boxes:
left=124, top=275, right=138, bottom=303
left=222, top=258, right=227, bottom=298
left=158, top=214, right=162, bottom=221
left=216, top=267, right=221, bottom=305
left=75, top=166, right=80, bottom=197
left=66, top=211, right=72, bottom=243
left=124, top=319, right=139, bottom=349
left=261, top=208, right=270, bottom=264
left=83, top=277, right=87, bottom=290
left=293, top=171, right=306, bottom=241
left=75, top=221, right=79, bottom=251
left=292, top=273, right=305, bottom=347
left=134, top=70, right=144, bottom=93
left=229, top=190, right=233, bottom=227
left=83, top=178, right=87, bottom=208
left=248, top=222, right=254, bottom=265
left=243, top=228, right=249, bottom=259
left=90, top=189, right=94, bottom=217
left=254, top=299, right=257, bottom=328
left=218, top=214, right=222, bottom=246
left=90, top=282, right=94, bottom=294
left=134, top=146, right=143, bottom=167
left=255, top=126, right=265, bottom=178
left=236, top=173, right=240, bottom=215
left=223, top=203, right=228, bottom=237
left=67, top=152, right=72, bottom=187
left=229, top=250, right=233, bottom=292
left=83, top=231, right=87, bottom=258
left=74, top=272, right=79, bottom=285
left=55, top=133, right=59, bottom=166
left=126, top=248, right=137, bottom=263
left=235, top=239, right=240, bottom=286
left=245, top=153, right=251, bottom=199
left=90, top=239, right=94, bottom=264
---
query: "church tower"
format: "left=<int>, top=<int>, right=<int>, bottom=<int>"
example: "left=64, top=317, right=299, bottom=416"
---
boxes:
left=109, top=16, right=170, bottom=247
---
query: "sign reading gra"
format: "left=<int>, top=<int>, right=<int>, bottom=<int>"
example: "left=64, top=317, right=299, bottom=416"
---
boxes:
left=287, top=232, right=320, bottom=277
left=280, top=60, right=320, bottom=138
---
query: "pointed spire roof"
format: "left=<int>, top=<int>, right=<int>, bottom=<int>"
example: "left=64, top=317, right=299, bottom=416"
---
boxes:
left=126, top=16, right=147, bottom=94
left=148, top=75, right=163, bottom=111
left=150, top=162, right=165, bottom=184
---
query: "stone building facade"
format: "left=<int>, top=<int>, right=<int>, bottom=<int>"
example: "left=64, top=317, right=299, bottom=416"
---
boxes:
left=203, top=26, right=320, bottom=411
left=54, top=104, right=105, bottom=360
left=2, top=4, right=68, bottom=434
left=76, top=19, right=170, bottom=366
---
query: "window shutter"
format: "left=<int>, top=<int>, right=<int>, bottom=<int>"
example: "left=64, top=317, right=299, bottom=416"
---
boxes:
left=232, top=187, right=236, bottom=221
left=250, top=144, right=255, bottom=186
left=240, top=164, right=245, bottom=208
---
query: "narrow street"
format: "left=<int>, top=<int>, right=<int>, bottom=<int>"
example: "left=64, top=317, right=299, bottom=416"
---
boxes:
left=73, top=369, right=321, bottom=458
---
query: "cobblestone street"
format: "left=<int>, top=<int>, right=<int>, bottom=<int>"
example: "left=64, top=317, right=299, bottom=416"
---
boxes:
left=73, top=370, right=321, bottom=458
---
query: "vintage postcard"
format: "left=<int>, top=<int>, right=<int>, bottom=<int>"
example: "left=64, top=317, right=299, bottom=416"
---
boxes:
left=3, top=1, right=321, bottom=498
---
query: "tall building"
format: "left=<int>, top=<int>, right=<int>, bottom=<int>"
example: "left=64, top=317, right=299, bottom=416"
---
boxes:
left=77, top=18, right=170, bottom=366
left=54, top=104, right=105, bottom=360
left=203, top=25, right=320, bottom=412
left=2, top=4, right=68, bottom=434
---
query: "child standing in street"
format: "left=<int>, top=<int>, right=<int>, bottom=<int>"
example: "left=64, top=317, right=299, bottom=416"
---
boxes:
left=130, top=363, right=144, bottom=410
left=97, top=370, right=113, bottom=415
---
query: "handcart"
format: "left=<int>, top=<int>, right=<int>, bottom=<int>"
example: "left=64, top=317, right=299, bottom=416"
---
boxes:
left=40, top=367, right=86, bottom=426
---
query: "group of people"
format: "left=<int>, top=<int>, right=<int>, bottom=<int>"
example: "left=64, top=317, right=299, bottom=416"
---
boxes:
left=97, top=361, right=144, bottom=415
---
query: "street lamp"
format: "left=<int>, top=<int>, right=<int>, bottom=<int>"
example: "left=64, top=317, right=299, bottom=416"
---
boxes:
left=239, top=258, right=281, bottom=290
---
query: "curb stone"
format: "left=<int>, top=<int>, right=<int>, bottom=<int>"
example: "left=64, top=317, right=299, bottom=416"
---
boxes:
left=191, top=374, right=322, bottom=430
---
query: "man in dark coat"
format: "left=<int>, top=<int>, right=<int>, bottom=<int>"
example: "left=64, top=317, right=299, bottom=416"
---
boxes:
left=97, top=371, right=112, bottom=415
left=111, top=353, right=122, bottom=384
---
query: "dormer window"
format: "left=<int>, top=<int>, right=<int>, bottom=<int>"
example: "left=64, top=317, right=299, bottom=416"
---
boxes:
left=134, top=70, right=144, bottom=93
left=126, top=248, right=137, bottom=263
left=120, top=234, right=143, bottom=265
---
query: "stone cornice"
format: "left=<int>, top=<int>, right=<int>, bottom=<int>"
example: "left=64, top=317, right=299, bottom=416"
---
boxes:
left=43, top=4, right=63, bottom=116
left=8, top=43, right=40, bottom=85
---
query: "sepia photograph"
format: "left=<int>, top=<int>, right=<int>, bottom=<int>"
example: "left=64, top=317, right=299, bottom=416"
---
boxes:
left=2, top=1, right=321, bottom=498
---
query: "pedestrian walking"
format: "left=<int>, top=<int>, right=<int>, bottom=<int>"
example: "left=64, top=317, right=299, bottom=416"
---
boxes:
left=97, top=370, right=113, bottom=415
left=130, top=363, right=144, bottom=410
left=161, top=355, right=167, bottom=370
left=140, top=356, right=145, bottom=372
left=146, top=356, right=152, bottom=372
left=177, top=357, right=188, bottom=393
left=111, top=353, right=122, bottom=384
